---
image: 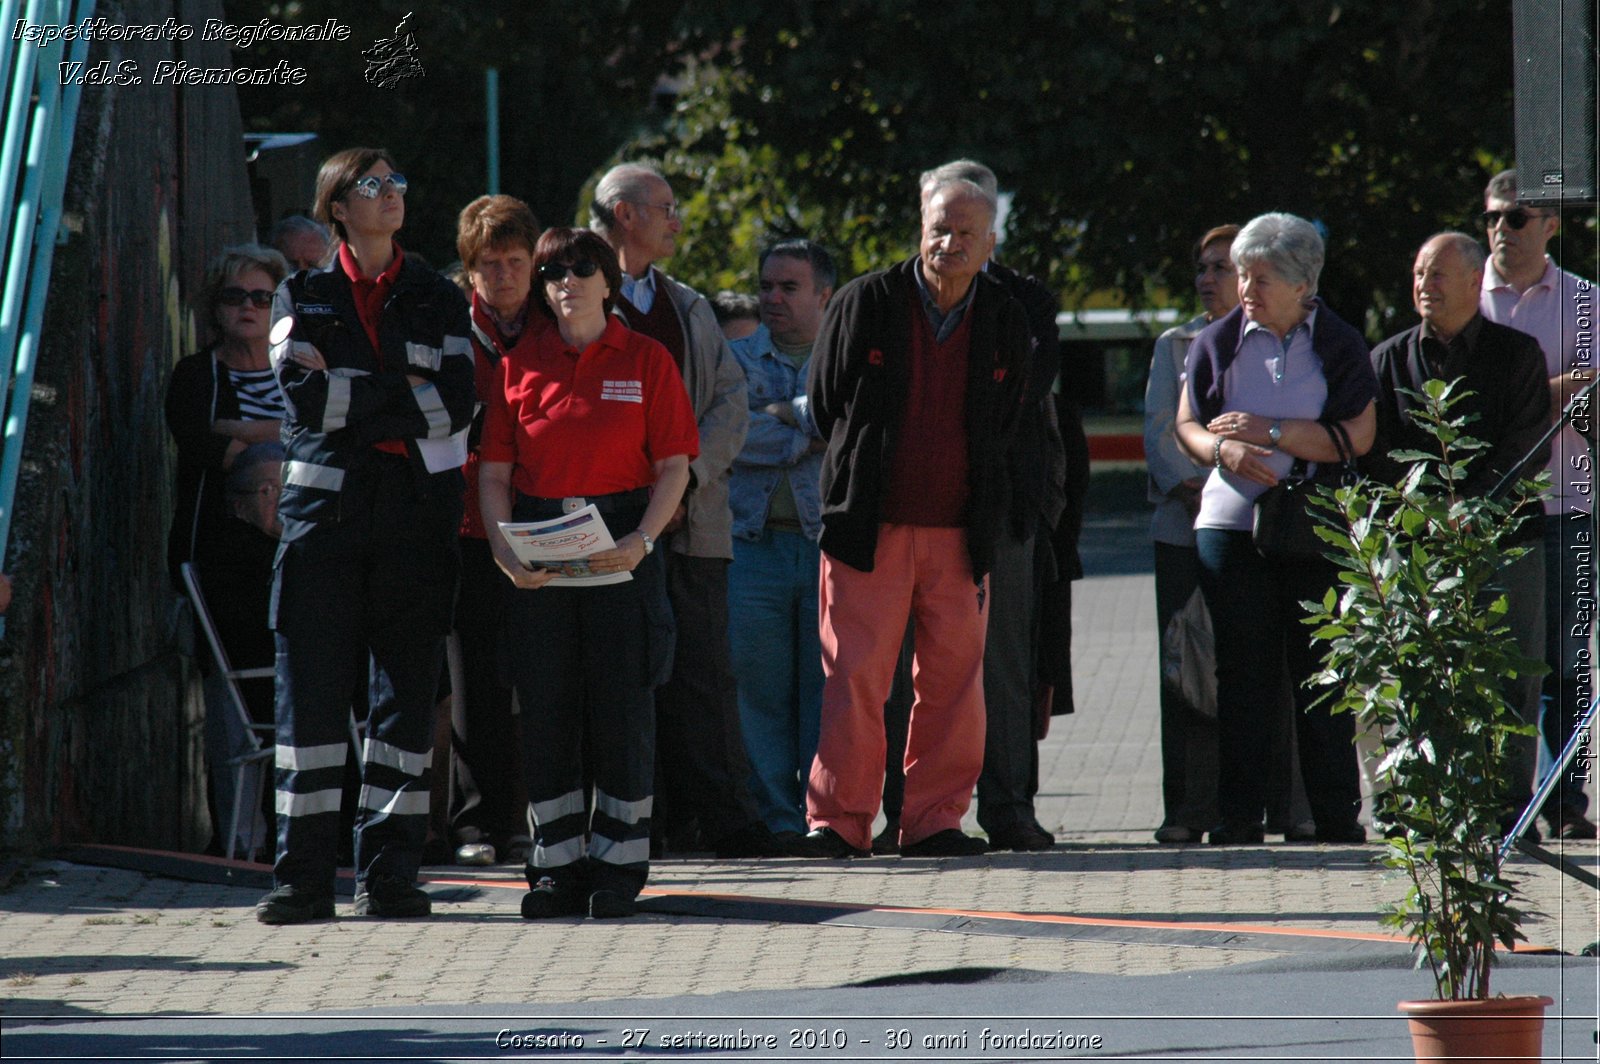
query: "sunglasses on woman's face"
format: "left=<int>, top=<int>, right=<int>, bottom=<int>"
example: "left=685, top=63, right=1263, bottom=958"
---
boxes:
left=537, top=259, right=600, bottom=283
left=349, top=173, right=408, bottom=200
left=218, top=287, right=274, bottom=308
left=1481, top=208, right=1546, bottom=231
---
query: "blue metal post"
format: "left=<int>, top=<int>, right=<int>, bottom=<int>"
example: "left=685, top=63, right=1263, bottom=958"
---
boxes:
left=0, top=1, right=93, bottom=584
left=0, top=0, right=46, bottom=322
left=486, top=67, right=500, bottom=194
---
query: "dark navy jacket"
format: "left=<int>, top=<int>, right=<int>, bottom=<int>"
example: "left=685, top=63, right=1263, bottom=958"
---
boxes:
left=269, top=255, right=475, bottom=524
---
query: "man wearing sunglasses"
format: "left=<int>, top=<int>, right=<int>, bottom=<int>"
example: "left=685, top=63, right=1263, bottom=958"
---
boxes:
left=1479, top=168, right=1599, bottom=841
left=592, top=164, right=783, bottom=860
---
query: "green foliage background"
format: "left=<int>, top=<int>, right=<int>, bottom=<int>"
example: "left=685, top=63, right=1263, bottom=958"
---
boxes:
left=232, top=0, right=1596, bottom=333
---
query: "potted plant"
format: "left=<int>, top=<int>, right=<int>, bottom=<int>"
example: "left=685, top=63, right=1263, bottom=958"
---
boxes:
left=1305, top=380, right=1553, bottom=1060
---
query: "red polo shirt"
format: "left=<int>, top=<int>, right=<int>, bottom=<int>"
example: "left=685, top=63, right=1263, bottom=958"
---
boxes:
left=481, top=315, right=699, bottom=498
left=339, top=241, right=408, bottom=455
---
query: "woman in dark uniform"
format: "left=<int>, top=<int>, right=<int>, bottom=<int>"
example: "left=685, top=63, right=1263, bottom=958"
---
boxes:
left=256, top=148, right=475, bottom=925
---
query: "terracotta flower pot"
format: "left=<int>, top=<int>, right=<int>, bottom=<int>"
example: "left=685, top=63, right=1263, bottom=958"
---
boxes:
left=1397, top=995, right=1553, bottom=1062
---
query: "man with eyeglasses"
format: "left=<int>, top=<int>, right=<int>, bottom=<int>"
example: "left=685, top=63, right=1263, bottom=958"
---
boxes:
left=591, top=164, right=784, bottom=859
left=1479, top=168, right=1599, bottom=841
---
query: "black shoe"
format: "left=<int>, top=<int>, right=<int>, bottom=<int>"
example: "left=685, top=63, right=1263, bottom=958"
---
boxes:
left=872, top=819, right=901, bottom=856
left=1314, top=821, right=1367, bottom=844
left=789, top=827, right=870, bottom=858
left=255, top=884, right=335, bottom=925
left=521, top=878, right=585, bottom=920
left=1207, top=822, right=1266, bottom=845
left=987, top=822, right=1055, bottom=852
left=353, top=874, right=431, bottom=918
left=902, top=829, right=988, bottom=857
left=1153, top=823, right=1197, bottom=844
left=1545, top=807, right=1599, bottom=841
left=588, top=889, right=636, bottom=919
left=712, top=822, right=789, bottom=858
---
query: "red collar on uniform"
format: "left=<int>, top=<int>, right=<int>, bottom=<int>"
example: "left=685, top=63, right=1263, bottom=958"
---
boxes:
left=340, top=241, right=409, bottom=454
left=338, top=240, right=406, bottom=287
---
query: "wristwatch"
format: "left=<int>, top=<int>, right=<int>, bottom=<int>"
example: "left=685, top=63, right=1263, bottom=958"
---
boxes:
left=638, top=531, right=654, bottom=555
left=1268, top=420, right=1282, bottom=446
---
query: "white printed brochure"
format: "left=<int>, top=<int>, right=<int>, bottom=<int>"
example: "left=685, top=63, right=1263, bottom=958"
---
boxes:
left=497, top=504, right=631, bottom=587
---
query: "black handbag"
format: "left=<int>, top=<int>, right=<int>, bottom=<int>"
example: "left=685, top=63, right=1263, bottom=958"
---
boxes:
left=1251, top=420, right=1356, bottom=560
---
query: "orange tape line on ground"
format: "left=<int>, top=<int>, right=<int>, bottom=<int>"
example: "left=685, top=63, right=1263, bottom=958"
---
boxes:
left=635, top=886, right=1406, bottom=944
left=427, top=878, right=1556, bottom=952
left=425, top=876, right=1416, bottom=946
left=65, top=846, right=1556, bottom=953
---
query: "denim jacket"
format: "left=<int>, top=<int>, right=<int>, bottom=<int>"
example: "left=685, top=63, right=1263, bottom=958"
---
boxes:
left=728, top=324, right=824, bottom=541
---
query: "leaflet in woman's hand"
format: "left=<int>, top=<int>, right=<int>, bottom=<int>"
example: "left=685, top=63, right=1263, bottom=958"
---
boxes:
left=497, top=505, right=632, bottom=586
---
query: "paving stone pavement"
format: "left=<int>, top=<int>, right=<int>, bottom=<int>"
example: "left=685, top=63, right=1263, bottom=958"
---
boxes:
left=1, top=521, right=1596, bottom=1022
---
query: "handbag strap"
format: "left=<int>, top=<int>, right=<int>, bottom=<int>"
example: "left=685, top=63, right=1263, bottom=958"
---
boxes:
left=1284, top=420, right=1354, bottom=481
left=1321, top=420, right=1354, bottom=465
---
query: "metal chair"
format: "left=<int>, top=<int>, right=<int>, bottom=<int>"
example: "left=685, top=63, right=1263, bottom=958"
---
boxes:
left=179, top=562, right=275, bottom=863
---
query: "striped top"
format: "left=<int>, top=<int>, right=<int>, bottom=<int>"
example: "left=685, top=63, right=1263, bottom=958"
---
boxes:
left=228, top=366, right=285, bottom=421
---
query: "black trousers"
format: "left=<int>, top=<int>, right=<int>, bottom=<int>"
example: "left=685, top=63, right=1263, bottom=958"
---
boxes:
left=447, top=536, right=524, bottom=846
left=976, top=529, right=1041, bottom=834
left=653, top=551, right=763, bottom=847
left=1195, top=529, right=1358, bottom=832
left=270, top=459, right=461, bottom=890
left=1154, top=541, right=1220, bottom=830
left=506, top=498, right=666, bottom=899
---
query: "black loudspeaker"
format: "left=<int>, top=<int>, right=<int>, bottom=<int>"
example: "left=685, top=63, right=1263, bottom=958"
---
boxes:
left=1511, top=0, right=1598, bottom=205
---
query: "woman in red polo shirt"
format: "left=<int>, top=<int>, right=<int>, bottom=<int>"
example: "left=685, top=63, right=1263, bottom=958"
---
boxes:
left=479, top=227, right=696, bottom=920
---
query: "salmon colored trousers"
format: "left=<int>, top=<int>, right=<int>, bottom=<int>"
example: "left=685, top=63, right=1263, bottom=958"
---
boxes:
left=806, top=524, right=989, bottom=850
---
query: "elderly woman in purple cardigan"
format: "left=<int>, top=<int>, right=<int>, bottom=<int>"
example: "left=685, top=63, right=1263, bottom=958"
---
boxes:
left=1174, top=212, right=1379, bottom=846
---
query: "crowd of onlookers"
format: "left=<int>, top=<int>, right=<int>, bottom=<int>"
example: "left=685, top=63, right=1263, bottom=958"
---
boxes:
left=1145, top=169, right=1595, bottom=849
left=162, top=150, right=1593, bottom=926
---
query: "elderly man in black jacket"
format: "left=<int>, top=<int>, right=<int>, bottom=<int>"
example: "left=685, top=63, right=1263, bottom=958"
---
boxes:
left=1366, top=231, right=1550, bottom=828
left=793, top=175, right=1030, bottom=859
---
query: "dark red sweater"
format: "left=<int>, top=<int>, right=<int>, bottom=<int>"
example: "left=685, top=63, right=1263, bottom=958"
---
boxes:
left=881, top=297, right=972, bottom=526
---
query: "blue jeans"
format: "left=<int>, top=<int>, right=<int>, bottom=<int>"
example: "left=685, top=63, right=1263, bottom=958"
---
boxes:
left=729, top=529, right=824, bottom=834
left=1194, top=529, right=1359, bottom=831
